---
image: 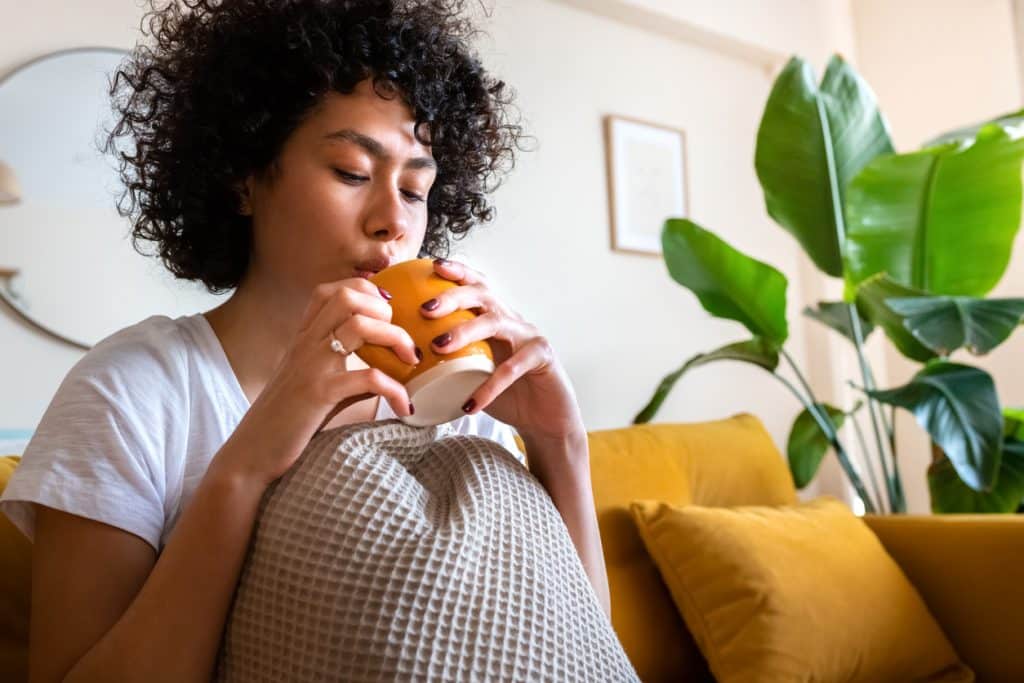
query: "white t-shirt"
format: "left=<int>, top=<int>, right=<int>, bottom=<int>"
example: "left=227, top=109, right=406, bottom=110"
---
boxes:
left=0, top=313, right=522, bottom=552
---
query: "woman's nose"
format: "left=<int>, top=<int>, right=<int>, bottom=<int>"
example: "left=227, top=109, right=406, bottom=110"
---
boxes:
left=364, top=184, right=410, bottom=242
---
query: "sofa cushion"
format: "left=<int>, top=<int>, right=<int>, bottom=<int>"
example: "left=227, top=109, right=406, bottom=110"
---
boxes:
left=587, top=413, right=797, bottom=681
left=0, top=455, right=30, bottom=683
left=630, top=496, right=974, bottom=683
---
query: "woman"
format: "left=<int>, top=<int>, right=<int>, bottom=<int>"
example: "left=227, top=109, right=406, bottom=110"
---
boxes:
left=0, top=1, right=609, bottom=681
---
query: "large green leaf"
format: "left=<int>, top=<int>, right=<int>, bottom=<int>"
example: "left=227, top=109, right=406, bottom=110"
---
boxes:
left=886, top=296, right=1024, bottom=356
left=855, top=274, right=937, bottom=362
left=787, top=404, right=845, bottom=489
left=755, top=55, right=893, bottom=277
left=634, top=338, right=780, bottom=424
left=803, top=301, right=874, bottom=343
left=845, top=123, right=1024, bottom=296
left=929, top=439, right=1024, bottom=513
left=661, top=218, right=788, bottom=345
left=868, top=362, right=1002, bottom=492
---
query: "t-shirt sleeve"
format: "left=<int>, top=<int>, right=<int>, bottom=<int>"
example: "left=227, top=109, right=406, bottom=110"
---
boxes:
left=0, top=331, right=183, bottom=552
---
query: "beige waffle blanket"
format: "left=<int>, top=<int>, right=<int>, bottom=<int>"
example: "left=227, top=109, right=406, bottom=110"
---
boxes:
left=215, top=419, right=639, bottom=682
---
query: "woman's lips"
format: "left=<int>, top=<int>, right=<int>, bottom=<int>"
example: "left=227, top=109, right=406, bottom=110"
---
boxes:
left=352, top=256, right=391, bottom=279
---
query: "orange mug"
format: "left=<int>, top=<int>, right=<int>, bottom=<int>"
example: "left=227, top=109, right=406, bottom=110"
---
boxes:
left=356, top=258, right=495, bottom=426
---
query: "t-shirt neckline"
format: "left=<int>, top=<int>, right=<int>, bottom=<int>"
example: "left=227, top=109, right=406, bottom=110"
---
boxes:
left=191, top=312, right=387, bottom=420
left=191, top=313, right=252, bottom=417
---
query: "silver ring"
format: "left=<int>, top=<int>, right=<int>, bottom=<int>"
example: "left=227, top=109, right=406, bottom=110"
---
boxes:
left=329, top=331, right=349, bottom=355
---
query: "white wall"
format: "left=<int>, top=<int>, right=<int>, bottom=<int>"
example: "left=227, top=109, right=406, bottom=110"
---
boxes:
left=0, top=0, right=863, bottom=502
left=623, top=0, right=856, bottom=64
left=850, top=0, right=1024, bottom=512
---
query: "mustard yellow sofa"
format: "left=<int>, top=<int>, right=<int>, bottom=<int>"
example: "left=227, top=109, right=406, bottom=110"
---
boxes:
left=1, top=413, right=1022, bottom=682
left=586, top=414, right=1024, bottom=682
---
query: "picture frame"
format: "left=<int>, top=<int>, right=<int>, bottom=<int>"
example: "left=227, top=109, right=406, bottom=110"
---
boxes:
left=603, top=114, right=689, bottom=256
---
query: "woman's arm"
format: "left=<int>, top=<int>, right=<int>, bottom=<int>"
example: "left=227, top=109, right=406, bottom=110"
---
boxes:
left=31, top=436, right=267, bottom=683
left=413, top=260, right=609, bottom=616
left=521, top=429, right=611, bottom=619
left=29, top=277, right=419, bottom=683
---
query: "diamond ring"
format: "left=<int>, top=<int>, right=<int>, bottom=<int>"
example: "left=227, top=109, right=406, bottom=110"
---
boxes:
left=329, top=331, right=349, bottom=355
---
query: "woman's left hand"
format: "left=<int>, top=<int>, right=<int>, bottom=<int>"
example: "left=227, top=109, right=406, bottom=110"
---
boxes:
left=420, top=258, right=584, bottom=443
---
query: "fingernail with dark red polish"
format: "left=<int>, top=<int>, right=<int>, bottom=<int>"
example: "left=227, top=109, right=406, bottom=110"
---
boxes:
left=409, top=403, right=416, bottom=415
left=462, top=398, right=476, bottom=413
left=433, top=258, right=449, bottom=267
left=421, top=298, right=440, bottom=311
left=414, top=347, right=423, bottom=361
left=378, top=286, right=393, bottom=301
left=432, top=332, right=452, bottom=347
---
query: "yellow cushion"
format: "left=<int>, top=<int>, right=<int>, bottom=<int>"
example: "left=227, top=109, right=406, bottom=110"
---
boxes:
left=0, top=455, right=29, bottom=682
left=588, top=425, right=708, bottom=681
left=630, top=496, right=974, bottom=683
left=586, top=414, right=798, bottom=682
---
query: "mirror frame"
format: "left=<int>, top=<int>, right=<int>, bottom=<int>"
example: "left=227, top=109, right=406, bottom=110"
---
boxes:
left=0, top=46, right=131, bottom=351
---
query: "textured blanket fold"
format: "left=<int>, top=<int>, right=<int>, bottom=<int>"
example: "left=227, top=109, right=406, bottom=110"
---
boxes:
left=215, top=419, right=639, bottom=682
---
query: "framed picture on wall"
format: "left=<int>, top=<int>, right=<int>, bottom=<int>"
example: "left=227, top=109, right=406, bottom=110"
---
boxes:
left=603, top=114, right=689, bottom=256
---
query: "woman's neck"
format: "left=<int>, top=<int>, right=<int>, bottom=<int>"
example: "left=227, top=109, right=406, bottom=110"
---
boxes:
left=203, top=270, right=301, bottom=403
left=203, top=269, right=380, bottom=425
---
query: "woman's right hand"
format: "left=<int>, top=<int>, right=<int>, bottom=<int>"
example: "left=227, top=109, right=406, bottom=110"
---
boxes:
left=214, top=277, right=420, bottom=488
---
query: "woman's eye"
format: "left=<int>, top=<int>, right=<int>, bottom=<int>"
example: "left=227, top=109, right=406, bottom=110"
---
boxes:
left=334, top=169, right=367, bottom=182
left=334, top=169, right=424, bottom=203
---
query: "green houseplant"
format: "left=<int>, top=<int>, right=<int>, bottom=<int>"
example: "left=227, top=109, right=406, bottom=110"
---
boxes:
left=635, top=55, right=1024, bottom=514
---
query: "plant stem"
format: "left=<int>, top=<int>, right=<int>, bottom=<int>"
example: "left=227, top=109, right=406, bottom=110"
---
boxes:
left=847, top=303, right=902, bottom=512
left=780, top=348, right=882, bottom=514
left=770, top=368, right=877, bottom=514
left=889, top=405, right=897, bottom=457
left=850, top=412, right=887, bottom=513
left=889, top=433, right=906, bottom=512
left=865, top=361, right=895, bottom=445
left=780, top=348, right=819, bottom=408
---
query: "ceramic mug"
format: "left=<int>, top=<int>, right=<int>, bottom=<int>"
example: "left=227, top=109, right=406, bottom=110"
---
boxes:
left=356, top=258, right=495, bottom=426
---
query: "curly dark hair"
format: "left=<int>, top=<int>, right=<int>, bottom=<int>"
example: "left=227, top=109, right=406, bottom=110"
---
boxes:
left=102, top=0, right=529, bottom=293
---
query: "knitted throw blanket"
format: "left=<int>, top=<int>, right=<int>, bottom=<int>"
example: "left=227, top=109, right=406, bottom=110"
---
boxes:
left=214, top=419, right=639, bottom=682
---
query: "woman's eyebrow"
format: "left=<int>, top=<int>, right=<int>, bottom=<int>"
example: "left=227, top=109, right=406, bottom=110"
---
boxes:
left=323, top=128, right=436, bottom=171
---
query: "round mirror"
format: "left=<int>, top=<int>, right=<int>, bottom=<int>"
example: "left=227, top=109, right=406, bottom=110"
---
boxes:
left=0, top=47, right=230, bottom=350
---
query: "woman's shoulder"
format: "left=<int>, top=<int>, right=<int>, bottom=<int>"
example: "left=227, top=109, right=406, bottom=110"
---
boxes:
left=2, top=314, right=208, bottom=548
left=44, top=313, right=206, bottom=422
left=64, top=313, right=207, bottom=390
left=87, top=313, right=195, bottom=366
